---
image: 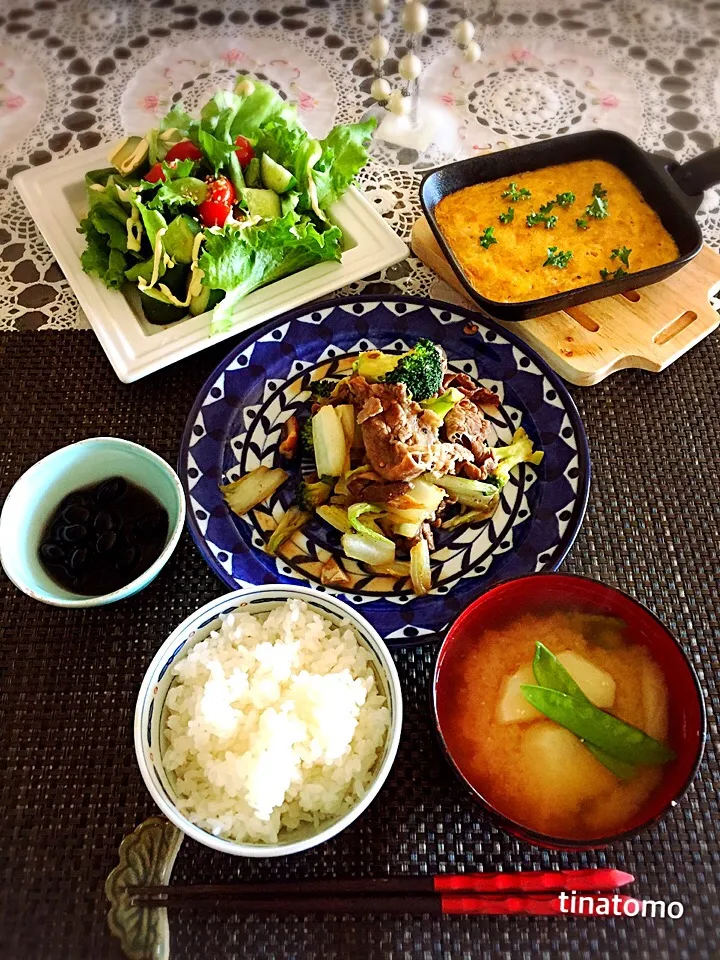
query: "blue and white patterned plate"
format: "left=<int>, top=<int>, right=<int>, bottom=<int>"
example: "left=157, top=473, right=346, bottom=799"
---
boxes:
left=179, top=296, right=590, bottom=645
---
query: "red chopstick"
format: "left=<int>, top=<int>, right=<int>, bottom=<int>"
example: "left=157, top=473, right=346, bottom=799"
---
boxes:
left=131, top=868, right=633, bottom=902
left=129, top=892, right=641, bottom=917
left=128, top=867, right=635, bottom=897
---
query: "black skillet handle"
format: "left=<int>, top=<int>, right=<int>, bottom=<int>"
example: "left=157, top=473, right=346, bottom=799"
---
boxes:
left=668, top=147, right=720, bottom=197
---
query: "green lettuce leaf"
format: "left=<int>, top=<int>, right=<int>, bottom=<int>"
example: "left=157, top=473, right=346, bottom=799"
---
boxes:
left=159, top=102, right=192, bottom=135
left=229, top=78, right=302, bottom=141
left=200, top=212, right=342, bottom=333
left=311, top=118, right=377, bottom=209
left=78, top=219, right=128, bottom=289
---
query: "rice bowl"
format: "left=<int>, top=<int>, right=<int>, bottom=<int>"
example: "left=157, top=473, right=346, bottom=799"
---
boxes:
left=135, top=585, right=402, bottom=856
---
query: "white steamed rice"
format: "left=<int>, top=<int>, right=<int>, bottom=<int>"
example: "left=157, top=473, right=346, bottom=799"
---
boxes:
left=162, top=598, right=391, bottom=844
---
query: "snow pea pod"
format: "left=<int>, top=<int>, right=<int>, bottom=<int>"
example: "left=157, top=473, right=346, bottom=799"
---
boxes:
left=520, top=685, right=676, bottom=766
left=532, top=642, right=586, bottom=700
left=531, top=642, right=637, bottom=779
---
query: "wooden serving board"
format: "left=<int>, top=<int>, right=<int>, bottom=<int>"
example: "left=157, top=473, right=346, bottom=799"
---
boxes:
left=412, top=216, right=720, bottom=386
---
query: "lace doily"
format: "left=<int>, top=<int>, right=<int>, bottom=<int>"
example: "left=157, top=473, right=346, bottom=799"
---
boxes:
left=121, top=36, right=338, bottom=140
left=0, top=0, right=717, bottom=331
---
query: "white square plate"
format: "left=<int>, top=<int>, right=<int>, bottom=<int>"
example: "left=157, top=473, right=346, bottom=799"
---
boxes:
left=14, top=145, right=408, bottom=383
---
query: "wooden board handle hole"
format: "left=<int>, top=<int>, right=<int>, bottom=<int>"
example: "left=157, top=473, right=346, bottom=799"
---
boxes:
left=621, top=290, right=641, bottom=303
left=653, top=311, right=698, bottom=346
left=565, top=306, right=600, bottom=333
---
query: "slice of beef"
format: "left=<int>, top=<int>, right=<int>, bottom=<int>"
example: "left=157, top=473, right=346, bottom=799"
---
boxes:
left=444, top=399, right=492, bottom=461
left=443, top=371, right=501, bottom=407
left=345, top=377, right=439, bottom=482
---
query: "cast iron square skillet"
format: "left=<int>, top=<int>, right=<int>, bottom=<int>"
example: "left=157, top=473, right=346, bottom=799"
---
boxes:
left=420, top=129, right=720, bottom=322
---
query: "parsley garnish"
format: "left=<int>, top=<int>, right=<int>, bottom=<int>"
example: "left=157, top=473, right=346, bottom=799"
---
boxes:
left=592, top=182, right=608, bottom=199
left=539, top=200, right=556, bottom=216
left=527, top=210, right=558, bottom=228
left=600, top=266, right=628, bottom=280
left=544, top=247, right=573, bottom=268
left=501, top=181, right=532, bottom=202
left=498, top=206, right=515, bottom=224
left=576, top=217, right=589, bottom=230
left=586, top=195, right=609, bottom=219
left=611, top=246, right=632, bottom=268
left=480, top=226, right=498, bottom=249
left=555, top=191, right=575, bottom=207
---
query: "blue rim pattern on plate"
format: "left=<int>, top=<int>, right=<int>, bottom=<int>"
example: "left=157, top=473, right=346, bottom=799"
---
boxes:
left=178, top=296, right=590, bottom=645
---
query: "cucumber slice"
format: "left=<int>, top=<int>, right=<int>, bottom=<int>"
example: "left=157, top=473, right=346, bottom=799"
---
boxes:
left=188, top=285, right=224, bottom=316
left=167, top=177, right=208, bottom=205
left=245, top=156, right=262, bottom=188
left=164, top=214, right=201, bottom=264
left=261, top=153, right=296, bottom=193
left=245, top=188, right=281, bottom=220
left=139, top=287, right=188, bottom=325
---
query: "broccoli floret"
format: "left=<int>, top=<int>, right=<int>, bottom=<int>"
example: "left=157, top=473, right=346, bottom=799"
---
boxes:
left=491, top=427, right=544, bottom=487
left=297, top=477, right=333, bottom=512
left=385, top=338, right=443, bottom=401
left=310, top=379, right=336, bottom=401
left=300, top=418, right=314, bottom=454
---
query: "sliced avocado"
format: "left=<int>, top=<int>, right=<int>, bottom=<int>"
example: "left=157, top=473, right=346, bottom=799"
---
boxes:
left=164, top=214, right=201, bottom=264
left=245, top=188, right=281, bottom=220
left=261, top=153, right=296, bottom=194
left=245, top=156, right=262, bottom=188
left=109, top=136, right=149, bottom=176
left=188, top=285, right=225, bottom=316
left=139, top=286, right=188, bottom=325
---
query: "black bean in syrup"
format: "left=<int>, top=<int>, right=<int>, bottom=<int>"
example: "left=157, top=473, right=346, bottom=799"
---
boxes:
left=96, top=476, right=128, bottom=506
left=94, top=511, right=113, bottom=533
left=96, top=531, right=116, bottom=554
left=63, top=504, right=90, bottom=525
left=63, top=524, right=87, bottom=543
left=40, top=542, right=65, bottom=562
left=38, top=477, right=169, bottom=596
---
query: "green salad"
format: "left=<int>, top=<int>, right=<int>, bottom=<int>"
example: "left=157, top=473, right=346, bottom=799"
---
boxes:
left=79, top=76, right=376, bottom=332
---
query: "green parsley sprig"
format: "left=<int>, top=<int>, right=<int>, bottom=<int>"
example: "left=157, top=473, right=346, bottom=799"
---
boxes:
left=592, top=182, right=608, bottom=199
left=501, top=181, right=532, bottom=202
left=480, top=226, right=498, bottom=249
left=498, top=206, right=515, bottom=224
left=526, top=210, right=558, bottom=229
left=586, top=195, right=609, bottom=219
left=555, top=191, right=575, bottom=207
left=544, top=247, right=573, bottom=268
left=611, top=246, right=631, bottom=268
left=576, top=217, right=589, bottom=230
left=600, top=266, right=628, bottom=280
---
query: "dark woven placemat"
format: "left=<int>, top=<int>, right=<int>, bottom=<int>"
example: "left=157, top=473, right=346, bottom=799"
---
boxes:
left=0, top=331, right=718, bottom=960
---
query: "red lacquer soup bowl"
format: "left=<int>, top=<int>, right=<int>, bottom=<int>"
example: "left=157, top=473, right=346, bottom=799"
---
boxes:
left=432, top=573, right=706, bottom=850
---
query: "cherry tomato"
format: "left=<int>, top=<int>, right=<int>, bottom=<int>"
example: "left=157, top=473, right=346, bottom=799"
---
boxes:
left=144, top=162, right=167, bottom=183
left=164, top=140, right=203, bottom=164
left=197, top=175, right=236, bottom=228
left=233, top=135, right=255, bottom=169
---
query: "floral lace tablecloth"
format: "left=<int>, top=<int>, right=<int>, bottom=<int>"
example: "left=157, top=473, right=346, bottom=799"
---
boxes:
left=0, top=0, right=718, bottom=331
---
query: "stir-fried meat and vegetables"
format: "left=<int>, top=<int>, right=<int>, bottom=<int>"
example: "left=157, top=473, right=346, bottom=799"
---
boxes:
left=220, top=339, right=544, bottom=596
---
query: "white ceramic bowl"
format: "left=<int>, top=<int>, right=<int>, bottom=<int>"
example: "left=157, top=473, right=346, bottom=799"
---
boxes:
left=135, top=585, right=403, bottom=857
left=0, top=437, right=185, bottom=607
